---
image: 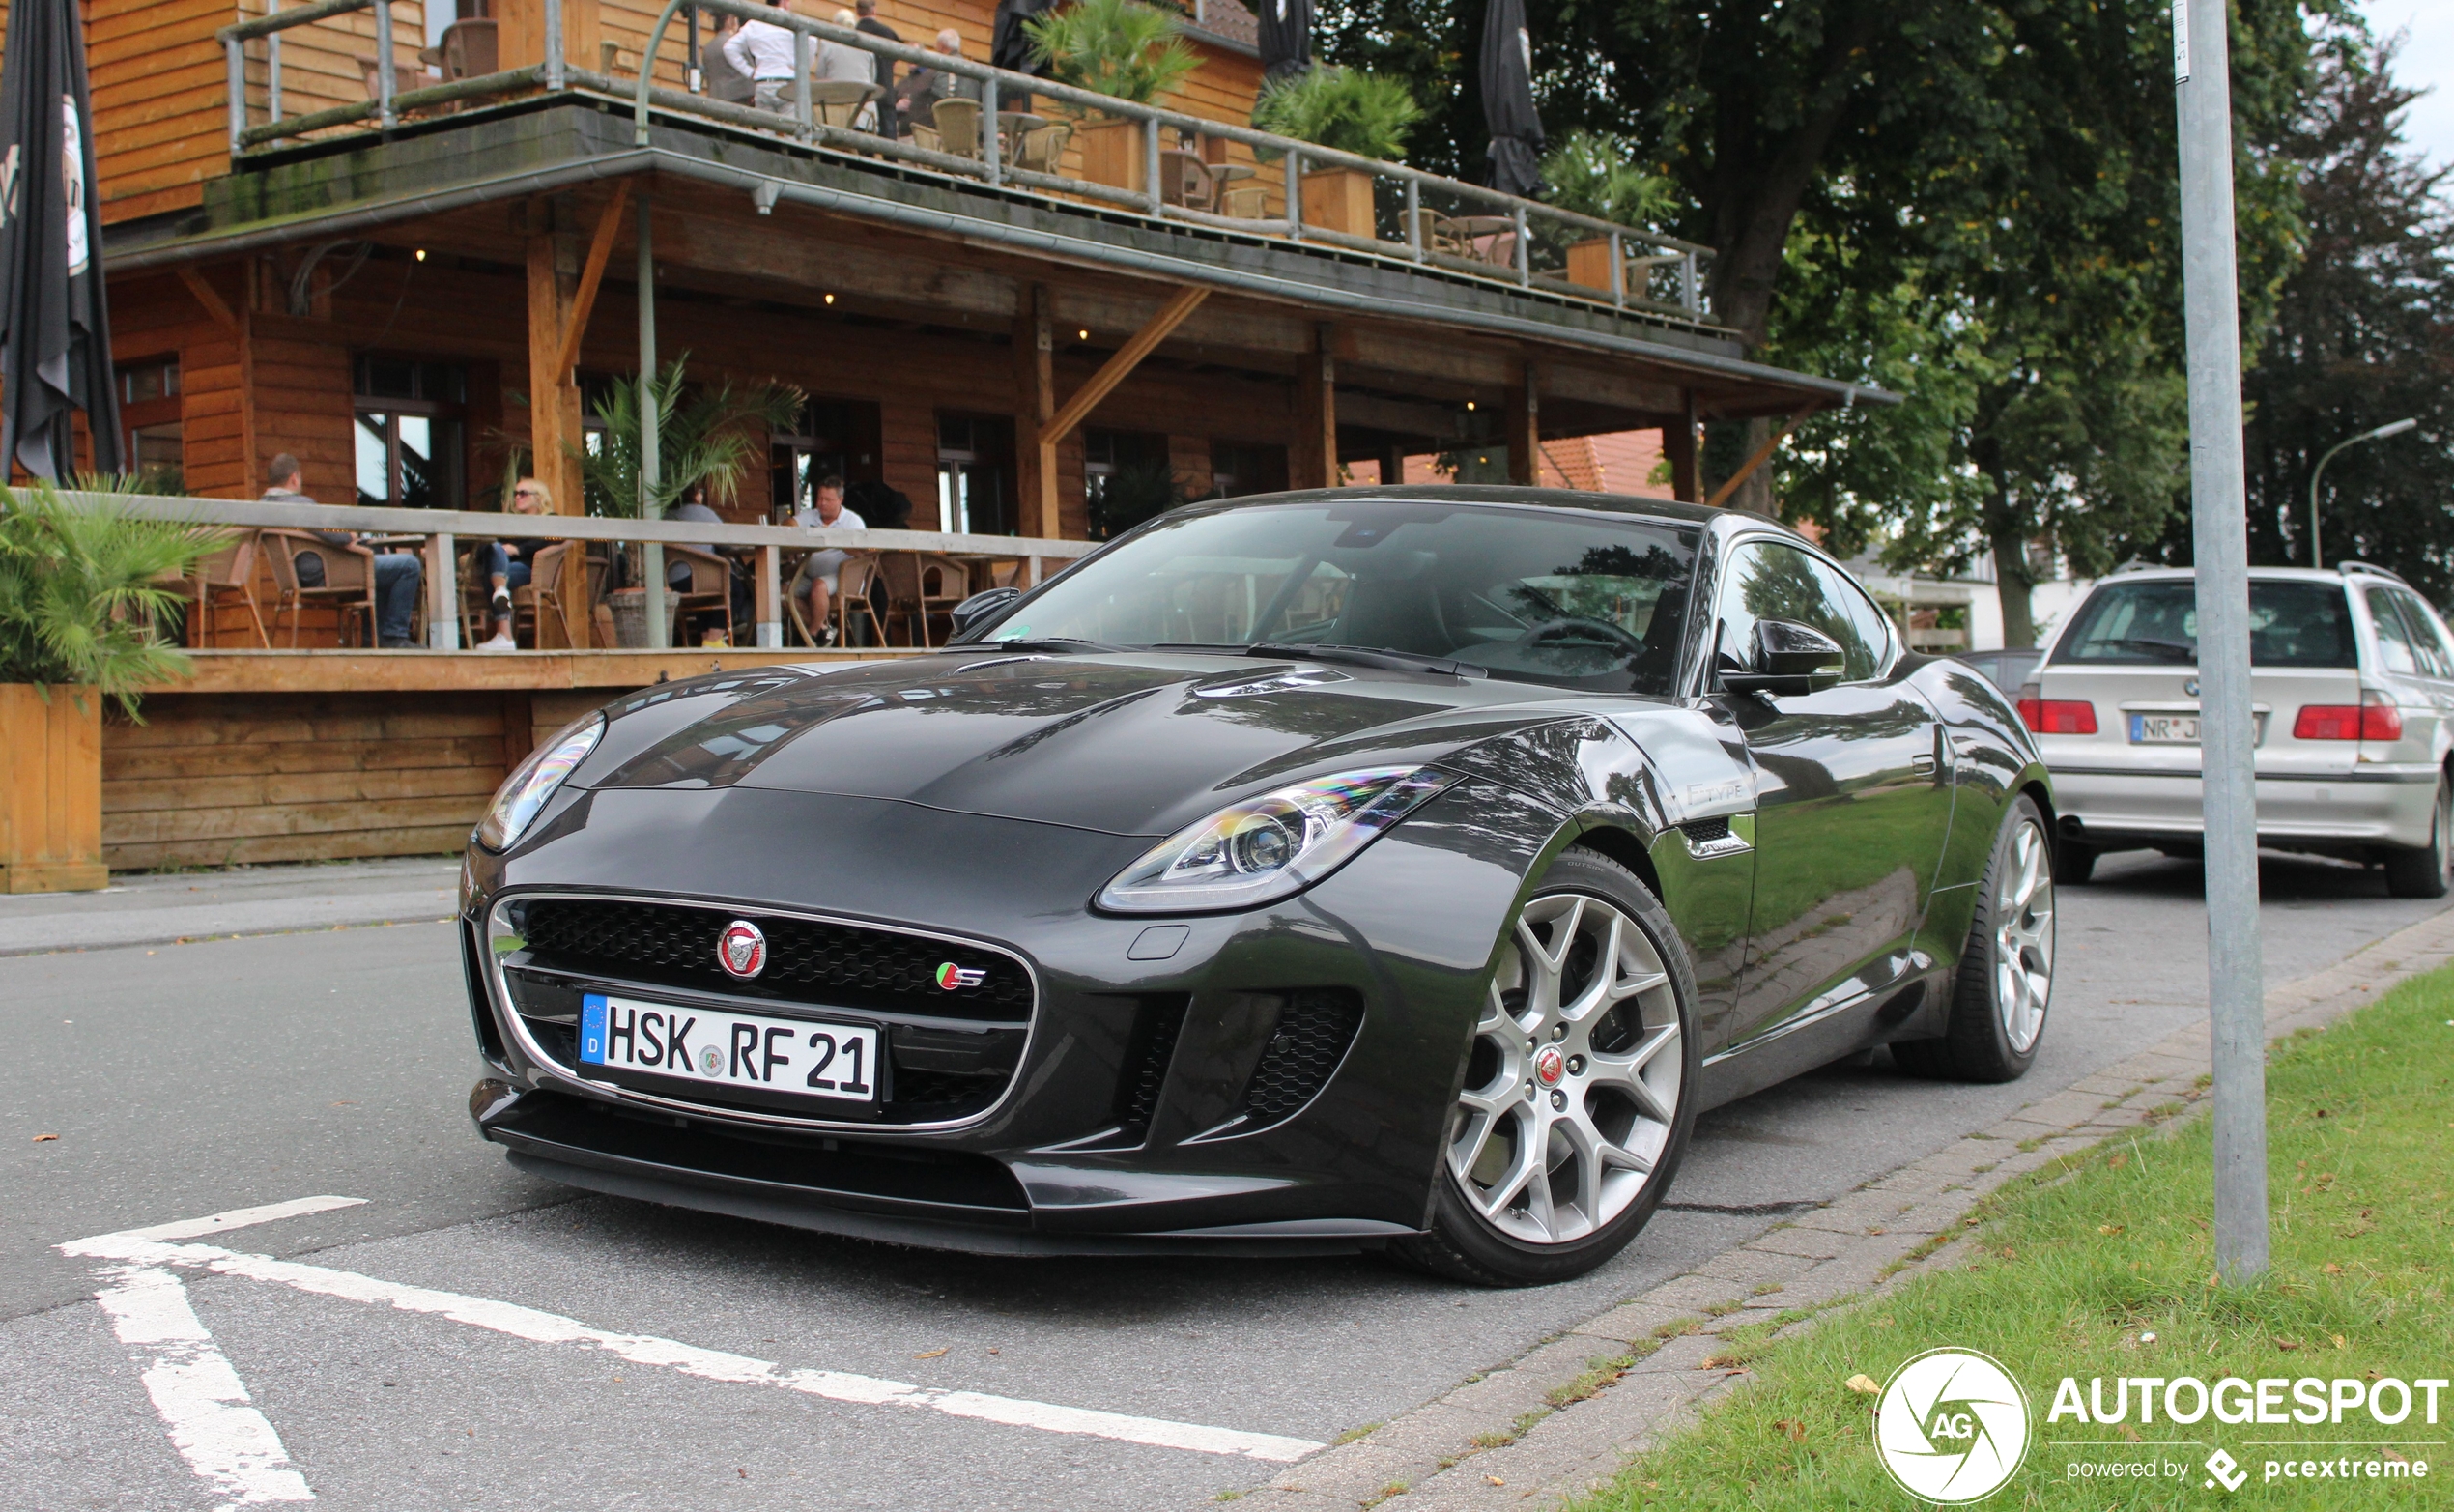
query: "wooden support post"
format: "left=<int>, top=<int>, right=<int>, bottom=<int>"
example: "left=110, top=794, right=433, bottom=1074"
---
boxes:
left=1505, top=358, right=1539, bottom=485
left=525, top=197, right=588, bottom=647
left=756, top=544, right=782, bottom=647
left=1042, top=286, right=1213, bottom=445
left=177, top=267, right=242, bottom=334
left=1704, top=404, right=1821, bottom=509
left=556, top=179, right=633, bottom=380
left=1665, top=389, right=1699, bottom=503
left=1016, top=285, right=1057, bottom=540
left=1024, top=284, right=1212, bottom=537
left=1294, top=322, right=1336, bottom=490
left=1377, top=441, right=1408, bottom=487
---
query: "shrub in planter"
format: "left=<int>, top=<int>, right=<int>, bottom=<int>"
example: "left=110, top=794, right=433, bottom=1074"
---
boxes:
left=1538, top=129, right=1678, bottom=293
left=1250, top=67, right=1422, bottom=239
left=1026, top=0, right=1199, bottom=192
left=0, top=482, right=218, bottom=891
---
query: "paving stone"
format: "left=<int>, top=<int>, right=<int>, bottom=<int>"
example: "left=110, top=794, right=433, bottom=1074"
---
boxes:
left=1441, top=1366, right=1562, bottom=1424
left=1633, top=1273, right=1747, bottom=1315
left=1571, top=1301, right=1698, bottom=1346
left=1622, top=1332, right=1721, bottom=1375
left=1696, top=1246, right=1813, bottom=1287
left=1235, top=1489, right=1364, bottom=1512
left=1361, top=1401, right=1517, bottom=1460
left=1267, top=1441, right=1420, bottom=1502
left=1743, top=1226, right=1847, bottom=1261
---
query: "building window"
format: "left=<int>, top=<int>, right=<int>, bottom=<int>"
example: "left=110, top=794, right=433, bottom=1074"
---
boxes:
left=116, top=357, right=182, bottom=485
left=936, top=413, right=1016, bottom=534
left=1210, top=440, right=1287, bottom=499
left=1084, top=429, right=1174, bottom=539
left=770, top=398, right=881, bottom=522
left=353, top=356, right=466, bottom=508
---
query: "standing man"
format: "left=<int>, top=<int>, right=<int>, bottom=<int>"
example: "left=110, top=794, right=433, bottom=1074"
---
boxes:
left=264, top=453, right=425, bottom=649
left=789, top=475, right=866, bottom=645
left=726, top=0, right=801, bottom=116
left=853, top=0, right=902, bottom=136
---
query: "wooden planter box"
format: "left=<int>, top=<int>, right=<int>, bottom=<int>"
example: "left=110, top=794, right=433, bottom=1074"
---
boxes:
left=1, top=684, right=107, bottom=893
left=1566, top=236, right=1615, bottom=291
left=1075, top=116, right=1147, bottom=194
left=1299, top=167, right=1377, bottom=239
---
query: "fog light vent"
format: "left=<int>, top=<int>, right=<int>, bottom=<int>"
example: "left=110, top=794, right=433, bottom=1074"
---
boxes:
left=1236, top=987, right=1366, bottom=1128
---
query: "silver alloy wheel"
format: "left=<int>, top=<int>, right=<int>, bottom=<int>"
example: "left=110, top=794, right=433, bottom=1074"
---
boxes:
left=1448, top=893, right=1682, bottom=1246
left=1993, top=818, right=2055, bottom=1053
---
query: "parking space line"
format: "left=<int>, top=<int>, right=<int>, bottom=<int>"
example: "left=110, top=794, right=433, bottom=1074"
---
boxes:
left=62, top=1203, right=1324, bottom=1465
left=91, top=1266, right=314, bottom=1506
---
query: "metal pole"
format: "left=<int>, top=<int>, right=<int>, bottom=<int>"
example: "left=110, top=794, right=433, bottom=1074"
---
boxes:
left=268, top=0, right=284, bottom=125
left=544, top=0, right=566, bottom=90
left=639, top=193, right=667, bottom=650
left=1512, top=204, right=1529, bottom=286
left=1144, top=114, right=1163, bottom=215
left=983, top=74, right=1001, bottom=186
left=1609, top=230, right=1625, bottom=308
left=1404, top=178, right=1422, bottom=260
left=2307, top=418, right=2417, bottom=568
left=373, top=0, right=397, bottom=130
left=793, top=31, right=813, bottom=141
left=226, top=37, right=247, bottom=154
left=1286, top=149, right=1302, bottom=241
left=2176, top=0, right=2266, bottom=1286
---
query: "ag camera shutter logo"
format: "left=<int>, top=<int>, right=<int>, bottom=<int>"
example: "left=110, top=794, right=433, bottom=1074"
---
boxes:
left=1875, top=1348, right=2032, bottom=1503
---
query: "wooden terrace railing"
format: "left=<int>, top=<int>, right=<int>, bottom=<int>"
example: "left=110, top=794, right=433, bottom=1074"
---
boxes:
left=63, top=491, right=1099, bottom=652
left=214, top=0, right=1716, bottom=324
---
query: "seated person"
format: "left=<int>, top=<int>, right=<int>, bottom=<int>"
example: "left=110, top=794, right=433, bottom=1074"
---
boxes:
left=788, top=476, right=866, bottom=645
left=263, top=453, right=423, bottom=648
left=894, top=29, right=981, bottom=133
left=472, top=477, right=556, bottom=651
left=667, top=486, right=754, bottom=640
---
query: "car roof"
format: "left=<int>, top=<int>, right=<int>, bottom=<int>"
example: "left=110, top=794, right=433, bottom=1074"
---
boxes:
left=1181, top=483, right=1774, bottom=534
left=2093, top=565, right=2367, bottom=585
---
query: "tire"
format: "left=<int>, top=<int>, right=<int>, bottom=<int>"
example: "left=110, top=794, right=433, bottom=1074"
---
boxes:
left=1389, top=847, right=1700, bottom=1287
left=2055, top=840, right=2097, bottom=885
left=1894, top=795, right=2054, bottom=1084
left=2383, top=774, right=2453, bottom=899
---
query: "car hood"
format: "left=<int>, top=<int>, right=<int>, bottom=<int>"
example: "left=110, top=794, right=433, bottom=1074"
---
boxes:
left=576, top=652, right=1612, bottom=836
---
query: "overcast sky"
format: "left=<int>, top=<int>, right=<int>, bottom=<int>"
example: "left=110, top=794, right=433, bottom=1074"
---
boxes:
left=2354, top=0, right=2454, bottom=170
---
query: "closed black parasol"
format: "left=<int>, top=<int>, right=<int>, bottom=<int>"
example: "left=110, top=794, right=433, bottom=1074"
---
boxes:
left=1478, top=0, right=1547, bottom=200
left=990, top=0, right=1059, bottom=74
left=1256, top=0, right=1312, bottom=83
left=0, top=0, right=119, bottom=479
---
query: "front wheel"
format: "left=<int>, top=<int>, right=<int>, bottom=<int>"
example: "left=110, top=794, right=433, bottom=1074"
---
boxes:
left=1895, top=795, right=2054, bottom=1083
left=2383, top=774, right=2453, bottom=899
left=1390, top=848, right=1699, bottom=1287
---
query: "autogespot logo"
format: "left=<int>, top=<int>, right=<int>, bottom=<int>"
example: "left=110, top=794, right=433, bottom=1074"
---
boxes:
left=1875, top=1348, right=2033, bottom=1504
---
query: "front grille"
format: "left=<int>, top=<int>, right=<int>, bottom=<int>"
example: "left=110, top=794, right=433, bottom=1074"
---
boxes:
left=513, top=898, right=1029, bottom=1024
left=496, top=895, right=1034, bottom=1127
left=1236, top=988, right=1365, bottom=1129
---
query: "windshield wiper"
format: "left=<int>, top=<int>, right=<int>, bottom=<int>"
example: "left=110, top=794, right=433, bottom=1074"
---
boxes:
left=1248, top=642, right=1487, bottom=678
left=2106, top=636, right=2198, bottom=662
left=941, top=637, right=1125, bottom=655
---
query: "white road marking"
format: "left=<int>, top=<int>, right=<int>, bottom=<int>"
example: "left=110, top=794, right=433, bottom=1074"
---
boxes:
left=91, top=1267, right=314, bottom=1506
left=62, top=1201, right=1325, bottom=1465
left=89, top=1195, right=368, bottom=1246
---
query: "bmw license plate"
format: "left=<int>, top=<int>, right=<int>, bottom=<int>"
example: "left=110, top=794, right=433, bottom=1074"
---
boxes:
left=2129, top=714, right=2201, bottom=744
left=578, top=992, right=880, bottom=1106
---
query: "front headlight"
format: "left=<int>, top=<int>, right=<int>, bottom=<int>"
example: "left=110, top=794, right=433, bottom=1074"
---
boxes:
left=1098, top=765, right=1456, bottom=914
left=475, top=714, right=605, bottom=853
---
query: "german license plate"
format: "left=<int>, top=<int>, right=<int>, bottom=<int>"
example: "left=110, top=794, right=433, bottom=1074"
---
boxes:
left=2129, top=714, right=2201, bottom=744
left=578, top=992, right=879, bottom=1105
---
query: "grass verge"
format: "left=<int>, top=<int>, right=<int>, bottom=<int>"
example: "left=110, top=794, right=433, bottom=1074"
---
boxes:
left=1573, top=964, right=2454, bottom=1509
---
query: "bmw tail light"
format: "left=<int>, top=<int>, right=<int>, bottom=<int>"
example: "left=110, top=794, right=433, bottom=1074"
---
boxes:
left=2295, top=691, right=2403, bottom=742
left=2016, top=699, right=2097, bottom=735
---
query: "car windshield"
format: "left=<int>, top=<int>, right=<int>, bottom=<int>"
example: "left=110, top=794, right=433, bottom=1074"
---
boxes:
left=967, top=499, right=1700, bottom=694
left=2052, top=579, right=2358, bottom=668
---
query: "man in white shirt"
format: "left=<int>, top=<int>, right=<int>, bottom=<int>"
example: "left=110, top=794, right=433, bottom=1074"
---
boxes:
left=790, top=477, right=867, bottom=644
left=724, top=0, right=802, bottom=116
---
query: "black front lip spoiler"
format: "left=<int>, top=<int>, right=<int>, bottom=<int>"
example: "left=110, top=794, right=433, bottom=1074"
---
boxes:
left=479, top=1083, right=1412, bottom=1259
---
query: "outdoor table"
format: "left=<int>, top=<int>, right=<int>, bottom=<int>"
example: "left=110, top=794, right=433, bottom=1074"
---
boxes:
left=1450, top=214, right=1519, bottom=265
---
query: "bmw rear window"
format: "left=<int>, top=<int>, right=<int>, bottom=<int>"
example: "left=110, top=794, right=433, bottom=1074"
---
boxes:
left=2052, top=580, right=2357, bottom=668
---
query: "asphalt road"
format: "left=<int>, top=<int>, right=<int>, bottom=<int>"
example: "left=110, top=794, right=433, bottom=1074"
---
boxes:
left=3, top=849, right=2442, bottom=1511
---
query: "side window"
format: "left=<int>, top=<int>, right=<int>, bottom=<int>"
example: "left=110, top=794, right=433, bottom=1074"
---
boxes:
left=1812, top=556, right=1893, bottom=677
left=2392, top=590, right=2454, bottom=678
left=1716, top=541, right=1879, bottom=681
left=2367, top=587, right=2423, bottom=676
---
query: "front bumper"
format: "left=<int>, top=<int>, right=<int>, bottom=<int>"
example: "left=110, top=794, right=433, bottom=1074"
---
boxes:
left=2051, top=763, right=2440, bottom=852
left=461, top=780, right=1545, bottom=1251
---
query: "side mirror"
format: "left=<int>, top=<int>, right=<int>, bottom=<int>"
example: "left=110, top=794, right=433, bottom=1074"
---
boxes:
left=948, top=586, right=1021, bottom=640
left=1720, top=619, right=1846, bottom=697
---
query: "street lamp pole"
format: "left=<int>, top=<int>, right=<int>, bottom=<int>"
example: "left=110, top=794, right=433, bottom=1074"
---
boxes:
left=2175, top=0, right=2268, bottom=1285
left=2307, top=418, right=2418, bottom=569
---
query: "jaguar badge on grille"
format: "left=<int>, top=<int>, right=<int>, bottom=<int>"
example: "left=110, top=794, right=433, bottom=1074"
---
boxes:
left=935, top=962, right=986, bottom=990
left=717, top=920, right=768, bottom=980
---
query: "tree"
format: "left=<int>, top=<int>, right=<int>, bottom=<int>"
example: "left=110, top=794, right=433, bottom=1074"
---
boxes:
left=2225, top=35, right=2454, bottom=596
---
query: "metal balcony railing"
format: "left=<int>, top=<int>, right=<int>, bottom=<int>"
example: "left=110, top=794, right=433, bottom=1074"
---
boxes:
left=216, top=0, right=1715, bottom=323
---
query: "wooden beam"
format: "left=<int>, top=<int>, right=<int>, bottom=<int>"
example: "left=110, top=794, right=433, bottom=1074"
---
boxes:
left=1704, top=404, right=1820, bottom=509
left=1017, top=285, right=1057, bottom=539
left=1665, top=389, right=1698, bottom=503
left=525, top=201, right=587, bottom=646
left=555, top=179, right=634, bottom=380
left=1293, top=322, right=1336, bottom=489
left=1042, top=285, right=1212, bottom=446
left=1505, top=358, right=1539, bottom=485
left=177, top=267, right=241, bottom=335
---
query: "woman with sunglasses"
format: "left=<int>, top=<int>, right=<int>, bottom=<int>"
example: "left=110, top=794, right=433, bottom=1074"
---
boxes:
left=473, top=478, right=556, bottom=651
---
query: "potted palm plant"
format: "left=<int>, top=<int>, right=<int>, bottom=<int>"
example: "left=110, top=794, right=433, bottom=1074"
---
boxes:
left=1025, top=0, right=1199, bottom=194
left=575, top=357, right=803, bottom=647
left=1537, top=130, right=1676, bottom=295
left=0, top=481, right=217, bottom=893
left=1251, top=66, right=1422, bottom=238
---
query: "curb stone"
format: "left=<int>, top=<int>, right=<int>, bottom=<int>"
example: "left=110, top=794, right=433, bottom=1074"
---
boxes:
left=1211, top=904, right=2454, bottom=1512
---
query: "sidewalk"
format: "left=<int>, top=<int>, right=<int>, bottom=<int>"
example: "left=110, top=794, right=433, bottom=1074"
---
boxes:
left=0, top=856, right=460, bottom=956
left=1227, top=905, right=2454, bottom=1512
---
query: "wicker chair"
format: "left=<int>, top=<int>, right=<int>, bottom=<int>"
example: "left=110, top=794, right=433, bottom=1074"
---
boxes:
left=1011, top=120, right=1072, bottom=175
left=181, top=532, right=271, bottom=648
left=917, top=554, right=971, bottom=645
left=667, top=545, right=735, bottom=645
left=932, top=97, right=983, bottom=158
left=260, top=529, right=377, bottom=647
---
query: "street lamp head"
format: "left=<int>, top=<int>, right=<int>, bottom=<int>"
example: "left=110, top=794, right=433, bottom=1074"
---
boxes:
left=2366, top=417, right=2419, bottom=441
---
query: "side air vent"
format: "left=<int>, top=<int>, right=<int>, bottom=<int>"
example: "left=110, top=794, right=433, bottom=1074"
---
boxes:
left=1112, top=995, right=1191, bottom=1140
left=1676, top=815, right=1730, bottom=844
left=1234, top=987, right=1365, bottom=1130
